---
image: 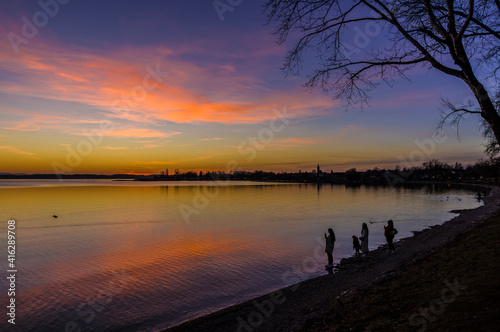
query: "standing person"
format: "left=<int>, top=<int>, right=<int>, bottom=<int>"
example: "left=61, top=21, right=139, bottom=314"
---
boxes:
left=384, top=219, right=397, bottom=252
left=352, top=235, right=361, bottom=257
left=360, top=223, right=369, bottom=254
left=324, top=228, right=336, bottom=267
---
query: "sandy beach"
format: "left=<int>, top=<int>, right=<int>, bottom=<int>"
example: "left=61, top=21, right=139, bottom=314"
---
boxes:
left=163, top=184, right=500, bottom=332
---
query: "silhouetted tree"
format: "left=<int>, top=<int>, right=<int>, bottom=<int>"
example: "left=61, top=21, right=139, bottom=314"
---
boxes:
left=264, top=0, right=500, bottom=145
left=482, top=90, right=500, bottom=158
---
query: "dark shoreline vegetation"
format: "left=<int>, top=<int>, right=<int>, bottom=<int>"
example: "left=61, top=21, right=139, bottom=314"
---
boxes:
left=1, top=158, right=499, bottom=185
left=162, top=185, right=500, bottom=332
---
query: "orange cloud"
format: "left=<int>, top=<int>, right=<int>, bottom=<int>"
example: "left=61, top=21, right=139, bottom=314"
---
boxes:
left=2, top=123, right=40, bottom=131
left=96, top=146, right=130, bottom=150
left=198, top=138, right=222, bottom=141
left=0, top=145, right=36, bottom=156
left=0, top=33, right=338, bottom=131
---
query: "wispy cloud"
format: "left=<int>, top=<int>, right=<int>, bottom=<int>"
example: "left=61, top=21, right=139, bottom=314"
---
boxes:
left=272, top=137, right=332, bottom=146
left=2, top=123, right=41, bottom=131
left=0, top=145, right=36, bottom=156
left=198, top=137, right=223, bottom=141
left=96, top=146, right=130, bottom=150
left=0, top=29, right=337, bottom=134
left=86, top=129, right=181, bottom=139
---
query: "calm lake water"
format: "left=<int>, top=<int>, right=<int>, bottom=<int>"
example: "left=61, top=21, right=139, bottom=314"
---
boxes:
left=0, top=180, right=482, bottom=331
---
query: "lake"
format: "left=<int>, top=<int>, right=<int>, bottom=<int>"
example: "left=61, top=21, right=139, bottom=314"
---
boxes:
left=0, top=180, right=481, bottom=331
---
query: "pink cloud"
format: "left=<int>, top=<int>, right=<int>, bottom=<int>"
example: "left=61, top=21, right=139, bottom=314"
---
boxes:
left=96, top=146, right=130, bottom=150
left=0, top=32, right=338, bottom=130
left=272, top=137, right=332, bottom=146
left=105, top=129, right=177, bottom=138
left=2, top=123, right=40, bottom=131
left=70, top=128, right=182, bottom=139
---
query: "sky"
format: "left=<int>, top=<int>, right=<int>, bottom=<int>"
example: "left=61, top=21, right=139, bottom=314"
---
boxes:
left=0, top=0, right=492, bottom=175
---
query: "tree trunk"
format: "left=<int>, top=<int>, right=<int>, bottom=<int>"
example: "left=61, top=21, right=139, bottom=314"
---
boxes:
left=451, top=27, right=500, bottom=148
left=467, top=82, right=500, bottom=147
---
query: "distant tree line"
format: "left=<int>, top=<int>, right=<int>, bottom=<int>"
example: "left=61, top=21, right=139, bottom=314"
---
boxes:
left=149, top=158, right=500, bottom=185
left=1, top=158, right=498, bottom=184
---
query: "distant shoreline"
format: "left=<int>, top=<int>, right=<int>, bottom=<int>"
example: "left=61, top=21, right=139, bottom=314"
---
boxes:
left=2, top=163, right=497, bottom=188
left=161, top=184, right=500, bottom=332
left=0, top=174, right=494, bottom=188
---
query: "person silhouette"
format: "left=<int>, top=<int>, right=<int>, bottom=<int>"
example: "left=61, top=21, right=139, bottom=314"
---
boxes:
left=384, top=219, right=397, bottom=252
left=324, top=228, right=336, bottom=268
left=360, top=223, right=369, bottom=254
left=352, top=235, right=361, bottom=257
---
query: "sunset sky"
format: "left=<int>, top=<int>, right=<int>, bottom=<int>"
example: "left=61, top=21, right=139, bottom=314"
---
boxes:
left=0, top=0, right=492, bottom=175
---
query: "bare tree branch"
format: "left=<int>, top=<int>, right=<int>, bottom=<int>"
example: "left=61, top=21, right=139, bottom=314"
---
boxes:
left=457, top=0, right=475, bottom=41
left=264, top=0, right=500, bottom=147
